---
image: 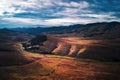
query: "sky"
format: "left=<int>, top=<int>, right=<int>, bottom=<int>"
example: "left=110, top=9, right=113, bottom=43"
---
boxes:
left=0, top=0, right=120, bottom=28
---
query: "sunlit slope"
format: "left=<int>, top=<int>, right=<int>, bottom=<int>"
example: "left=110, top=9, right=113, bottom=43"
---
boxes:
left=25, top=36, right=120, bottom=61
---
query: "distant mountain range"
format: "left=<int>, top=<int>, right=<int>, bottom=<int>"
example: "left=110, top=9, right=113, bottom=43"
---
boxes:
left=0, top=29, right=34, bottom=43
left=10, top=21, right=120, bottom=39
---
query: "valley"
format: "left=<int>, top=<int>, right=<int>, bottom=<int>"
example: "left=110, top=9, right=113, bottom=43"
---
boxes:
left=0, top=0, right=120, bottom=79
left=0, top=22, right=120, bottom=80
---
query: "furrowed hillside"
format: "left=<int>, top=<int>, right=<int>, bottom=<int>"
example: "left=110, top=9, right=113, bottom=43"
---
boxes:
left=23, top=35, right=120, bottom=61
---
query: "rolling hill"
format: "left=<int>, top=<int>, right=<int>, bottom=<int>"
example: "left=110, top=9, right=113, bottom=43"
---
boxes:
left=0, top=29, right=37, bottom=66
left=23, top=35, right=120, bottom=61
left=11, top=21, right=120, bottom=39
left=0, top=43, right=40, bottom=66
left=0, top=28, right=34, bottom=43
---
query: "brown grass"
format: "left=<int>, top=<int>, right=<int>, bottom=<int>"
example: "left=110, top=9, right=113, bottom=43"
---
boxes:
left=0, top=53, right=120, bottom=80
left=40, top=36, right=120, bottom=61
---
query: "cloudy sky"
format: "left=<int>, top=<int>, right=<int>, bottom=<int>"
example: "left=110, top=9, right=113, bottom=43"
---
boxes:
left=0, top=0, right=120, bottom=28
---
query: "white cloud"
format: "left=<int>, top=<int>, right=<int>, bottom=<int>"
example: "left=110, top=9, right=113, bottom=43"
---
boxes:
left=0, top=0, right=89, bottom=16
left=0, top=0, right=92, bottom=26
left=2, top=17, right=93, bottom=26
left=45, top=18, right=92, bottom=25
left=0, top=0, right=55, bottom=16
left=53, top=8, right=92, bottom=17
left=1, top=16, right=119, bottom=27
left=50, top=1, right=90, bottom=18
left=2, top=17, right=44, bottom=25
left=0, top=0, right=28, bottom=16
left=79, top=14, right=116, bottom=19
left=55, top=1, right=89, bottom=8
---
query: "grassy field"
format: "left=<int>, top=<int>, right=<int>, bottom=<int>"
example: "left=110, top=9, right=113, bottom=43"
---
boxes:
left=0, top=52, right=120, bottom=80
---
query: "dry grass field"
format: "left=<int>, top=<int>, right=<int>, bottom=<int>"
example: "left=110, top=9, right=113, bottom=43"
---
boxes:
left=0, top=52, right=120, bottom=80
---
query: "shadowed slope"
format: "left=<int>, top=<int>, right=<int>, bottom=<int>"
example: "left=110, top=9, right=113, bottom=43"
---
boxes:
left=0, top=29, right=34, bottom=43
left=0, top=43, right=40, bottom=66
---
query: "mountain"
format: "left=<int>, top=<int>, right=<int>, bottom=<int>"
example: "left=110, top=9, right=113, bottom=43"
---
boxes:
left=11, top=21, right=120, bottom=39
left=0, top=29, right=34, bottom=43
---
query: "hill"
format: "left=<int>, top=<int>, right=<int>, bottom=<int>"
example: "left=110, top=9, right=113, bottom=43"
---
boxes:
left=0, top=29, right=34, bottom=43
left=0, top=41, right=120, bottom=79
left=23, top=35, right=120, bottom=61
left=11, top=21, right=120, bottom=39
left=0, top=29, right=37, bottom=66
left=0, top=43, right=40, bottom=66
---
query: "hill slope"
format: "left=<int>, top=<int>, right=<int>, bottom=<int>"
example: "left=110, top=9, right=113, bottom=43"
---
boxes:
left=11, top=22, right=120, bottom=39
left=0, top=29, right=34, bottom=43
left=0, top=53, right=120, bottom=80
left=0, top=43, right=40, bottom=66
left=23, top=35, right=120, bottom=61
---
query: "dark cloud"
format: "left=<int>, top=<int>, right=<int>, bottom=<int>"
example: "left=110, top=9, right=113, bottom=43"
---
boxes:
left=0, top=0, right=120, bottom=28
